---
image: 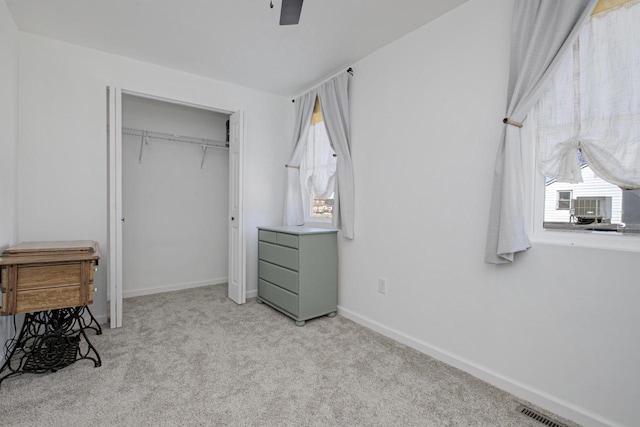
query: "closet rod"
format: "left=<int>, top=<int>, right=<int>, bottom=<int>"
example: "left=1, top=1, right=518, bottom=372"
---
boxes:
left=122, top=127, right=229, bottom=150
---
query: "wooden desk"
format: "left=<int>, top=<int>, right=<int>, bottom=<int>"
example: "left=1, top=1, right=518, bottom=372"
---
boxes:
left=0, top=240, right=99, bottom=315
left=0, top=241, right=102, bottom=385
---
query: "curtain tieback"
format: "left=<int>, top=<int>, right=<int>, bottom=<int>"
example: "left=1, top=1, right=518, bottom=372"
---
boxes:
left=286, top=155, right=335, bottom=169
left=559, top=138, right=582, bottom=149
left=503, top=118, right=523, bottom=128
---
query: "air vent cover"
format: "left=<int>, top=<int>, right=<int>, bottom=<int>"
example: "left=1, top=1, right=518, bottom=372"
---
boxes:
left=516, top=404, right=567, bottom=427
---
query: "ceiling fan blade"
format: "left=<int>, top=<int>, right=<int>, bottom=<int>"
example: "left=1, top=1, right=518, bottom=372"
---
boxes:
left=280, top=0, right=303, bottom=25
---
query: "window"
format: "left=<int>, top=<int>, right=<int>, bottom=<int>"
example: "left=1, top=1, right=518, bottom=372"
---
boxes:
left=544, top=168, right=624, bottom=229
left=311, top=193, right=334, bottom=219
left=300, top=97, right=337, bottom=223
left=556, top=190, right=572, bottom=210
left=529, top=1, right=640, bottom=239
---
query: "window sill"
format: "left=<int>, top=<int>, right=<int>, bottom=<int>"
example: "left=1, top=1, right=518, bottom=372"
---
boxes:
left=304, top=218, right=333, bottom=228
left=531, top=228, right=640, bottom=253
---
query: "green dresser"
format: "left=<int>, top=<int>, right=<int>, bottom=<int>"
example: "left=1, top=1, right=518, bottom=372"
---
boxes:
left=257, top=226, right=338, bottom=326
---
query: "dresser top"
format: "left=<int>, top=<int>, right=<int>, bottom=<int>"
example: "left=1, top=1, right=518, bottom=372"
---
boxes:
left=258, top=225, right=338, bottom=235
left=3, top=240, right=98, bottom=255
left=0, top=240, right=100, bottom=265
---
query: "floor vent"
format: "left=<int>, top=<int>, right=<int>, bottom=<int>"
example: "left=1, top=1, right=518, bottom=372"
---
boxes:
left=516, top=404, right=567, bottom=427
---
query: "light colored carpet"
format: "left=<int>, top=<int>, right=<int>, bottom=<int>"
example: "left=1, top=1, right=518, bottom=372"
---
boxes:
left=0, top=284, right=580, bottom=426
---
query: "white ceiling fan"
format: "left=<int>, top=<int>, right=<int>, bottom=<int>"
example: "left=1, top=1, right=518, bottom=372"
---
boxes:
left=270, top=0, right=304, bottom=25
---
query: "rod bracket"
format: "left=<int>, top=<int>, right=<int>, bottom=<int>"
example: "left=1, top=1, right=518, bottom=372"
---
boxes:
left=200, top=145, right=208, bottom=169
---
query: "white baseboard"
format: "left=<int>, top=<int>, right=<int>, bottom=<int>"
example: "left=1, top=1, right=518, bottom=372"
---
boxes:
left=123, top=278, right=227, bottom=299
left=99, top=279, right=228, bottom=327
left=246, top=289, right=258, bottom=299
left=337, top=306, right=624, bottom=427
left=94, top=313, right=109, bottom=326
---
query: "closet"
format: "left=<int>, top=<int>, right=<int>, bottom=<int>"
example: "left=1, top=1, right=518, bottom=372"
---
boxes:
left=120, top=94, right=230, bottom=299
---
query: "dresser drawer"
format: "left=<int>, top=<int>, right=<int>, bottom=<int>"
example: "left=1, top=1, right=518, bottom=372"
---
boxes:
left=259, top=229, right=298, bottom=249
left=258, top=230, right=277, bottom=244
left=259, top=279, right=298, bottom=316
left=276, top=233, right=298, bottom=249
left=258, top=242, right=298, bottom=271
left=259, top=260, right=299, bottom=294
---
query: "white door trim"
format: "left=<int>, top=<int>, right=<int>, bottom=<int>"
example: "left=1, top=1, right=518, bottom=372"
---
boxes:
left=228, top=110, right=246, bottom=304
left=107, top=86, right=123, bottom=328
left=107, top=88, right=246, bottom=328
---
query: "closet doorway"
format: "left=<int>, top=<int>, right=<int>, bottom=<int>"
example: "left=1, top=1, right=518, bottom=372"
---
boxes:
left=107, top=88, right=245, bottom=328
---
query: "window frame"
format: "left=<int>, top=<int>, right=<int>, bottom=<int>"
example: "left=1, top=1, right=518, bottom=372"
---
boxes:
left=522, top=4, right=640, bottom=253
left=556, top=190, right=572, bottom=211
left=299, top=113, right=336, bottom=227
left=305, top=194, right=334, bottom=225
left=524, top=124, right=639, bottom=253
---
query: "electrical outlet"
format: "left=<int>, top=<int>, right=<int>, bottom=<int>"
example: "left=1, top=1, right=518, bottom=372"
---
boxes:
left=378, top=278, right=387, bottom=295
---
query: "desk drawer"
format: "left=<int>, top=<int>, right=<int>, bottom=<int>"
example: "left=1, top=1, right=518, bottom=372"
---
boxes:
left=258, top=242, right=298, bottom=271
left=17, top=285, right=82, bottom=313
left=17, top=263, right=82, bottom=290
left=259, top=260, right=298, bottom=294
left=259, top=279, right=298, bottom=316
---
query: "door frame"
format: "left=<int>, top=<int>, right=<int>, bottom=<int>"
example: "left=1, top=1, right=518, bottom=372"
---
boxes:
left=107, top=87, right=246, bottom=328
left=227, top=111, right=246, bottom=304
left=107, top=87, right=123, bottom=329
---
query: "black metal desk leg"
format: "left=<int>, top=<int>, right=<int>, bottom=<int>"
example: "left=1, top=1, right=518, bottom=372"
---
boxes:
left=0, top=307, right=101, bottom=386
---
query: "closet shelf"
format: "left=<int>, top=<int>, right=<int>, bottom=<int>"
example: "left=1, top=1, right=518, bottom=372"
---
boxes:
left=122, top=126, right=228, bottom=168
left=122, top=127, right=229, bottom=149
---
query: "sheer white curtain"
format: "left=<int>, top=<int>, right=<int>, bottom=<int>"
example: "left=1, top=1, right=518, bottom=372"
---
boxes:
left=485, top=0, right=598, bottom=264
left=283, top=92, right=316, bottom=226
left=535, top=2, right=640, bottom=190
left=300, top=121, right=337, bottom=200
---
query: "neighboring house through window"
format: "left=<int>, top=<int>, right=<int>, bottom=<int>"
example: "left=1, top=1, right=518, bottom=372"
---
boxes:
left=544, top=166, right=623, bottom=225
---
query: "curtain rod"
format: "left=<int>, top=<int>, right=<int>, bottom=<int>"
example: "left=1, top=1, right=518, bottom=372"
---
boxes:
left=292, top=67, right=353, bottom=102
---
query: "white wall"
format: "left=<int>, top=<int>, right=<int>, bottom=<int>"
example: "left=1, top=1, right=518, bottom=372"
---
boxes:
left=0, top=0, right=18, bottom=249
left=121, top=95, right=229, bottom=298
left=17, top=33, right=292, bottom=323
left=0, top=0, right=20, bottom=358
left=339, top=1, right=640, bottom=426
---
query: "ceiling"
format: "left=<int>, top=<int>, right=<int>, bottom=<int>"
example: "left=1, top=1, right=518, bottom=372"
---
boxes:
left=5, top=0, right=468, bottom=96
